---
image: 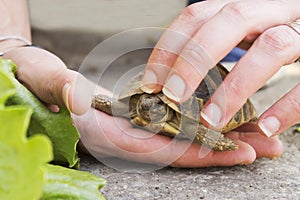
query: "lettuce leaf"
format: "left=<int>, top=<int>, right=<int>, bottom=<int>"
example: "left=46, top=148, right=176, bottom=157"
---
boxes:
left=1, top=59, right=79, bottom=168
left=0, top=64, right=53, bottom=200
left=42, top=164, right=106, bottom=200
left=0, top=58, right=106, bottom=199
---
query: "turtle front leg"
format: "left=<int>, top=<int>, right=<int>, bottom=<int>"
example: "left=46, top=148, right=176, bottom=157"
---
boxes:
left=92, top=94, right=129, bottom=117
left=92, top=94, right=114, bottom=115
left=194, top=126, right=238, bottom=151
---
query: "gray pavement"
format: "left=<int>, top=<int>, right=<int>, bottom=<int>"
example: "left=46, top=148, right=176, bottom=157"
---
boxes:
left=32, top=24, right=300, bottom=200
left=78, top=67, right=300, bottom=199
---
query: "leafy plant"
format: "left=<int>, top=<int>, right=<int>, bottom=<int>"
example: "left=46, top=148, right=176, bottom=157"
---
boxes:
left=0, top=59, right=106, bottom=199
left=1, top=59, right=79, bottom=167
left=0, top=61, right=52, bottom=199
left=42, top=164, right=106, bottom=200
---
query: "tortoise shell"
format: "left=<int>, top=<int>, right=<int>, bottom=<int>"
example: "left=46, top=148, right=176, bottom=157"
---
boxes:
left=92, top=63, right=256, bottom=151
left=118, top=63, right=256, bottom=132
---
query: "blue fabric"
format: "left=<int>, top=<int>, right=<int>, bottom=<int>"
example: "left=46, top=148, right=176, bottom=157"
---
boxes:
left=187, top=0, right=245, bottom=62
left=222, top=48, right=246, bottom=62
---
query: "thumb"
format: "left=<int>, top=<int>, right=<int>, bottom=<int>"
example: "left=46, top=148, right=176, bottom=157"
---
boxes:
left=4, top=46, right=94, bottom=115
left=62, top=70, right=95, bottom=115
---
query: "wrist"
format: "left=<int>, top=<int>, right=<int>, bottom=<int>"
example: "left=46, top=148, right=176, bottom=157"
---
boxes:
left=0, top=36, right=31, bottom=55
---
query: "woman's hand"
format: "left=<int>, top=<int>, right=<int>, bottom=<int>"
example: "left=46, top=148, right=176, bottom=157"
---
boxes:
left=3, top=46, right=93, bottom=115
left=74, top=105, right=283, bottom=168
left=142, top=0, right=300, bottom=138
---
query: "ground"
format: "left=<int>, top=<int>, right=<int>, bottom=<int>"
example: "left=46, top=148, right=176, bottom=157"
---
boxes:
left=81, top=69, right=300, bottom=199
left=80, top=66, right=300, bottom=200
left=32, top=28, right=300, bottom=199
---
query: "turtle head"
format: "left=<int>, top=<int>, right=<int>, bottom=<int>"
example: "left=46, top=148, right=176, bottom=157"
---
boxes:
left=137, top=94, right=171, bottom=123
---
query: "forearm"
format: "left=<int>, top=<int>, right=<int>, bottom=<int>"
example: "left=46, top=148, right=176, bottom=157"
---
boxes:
left=0, top=0, right=31, bottom=52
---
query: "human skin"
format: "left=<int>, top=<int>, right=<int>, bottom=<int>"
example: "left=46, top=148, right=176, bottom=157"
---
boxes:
left=142, top=0, right=300, bottom=139
left=0, top=0, right=284, bottom=167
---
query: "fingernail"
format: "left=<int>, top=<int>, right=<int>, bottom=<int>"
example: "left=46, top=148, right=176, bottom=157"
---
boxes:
left=141, top=70, right=157, bottom=93
left=72, top=75, right=94, bottom=115
left=258, top=116, right=280, bottom=137
left=200, top=103, right=222, bottom=127
left=162, top=74, right=185, bottom=102
left=62, top=83, right=72, bottom=111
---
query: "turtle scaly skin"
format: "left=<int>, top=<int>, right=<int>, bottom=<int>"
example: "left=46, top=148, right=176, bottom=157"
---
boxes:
left=92, top=64, right=256, bottom=151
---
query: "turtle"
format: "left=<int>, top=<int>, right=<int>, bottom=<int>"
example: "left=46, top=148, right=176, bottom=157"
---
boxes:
left=91, top=63, right=256, bottom=151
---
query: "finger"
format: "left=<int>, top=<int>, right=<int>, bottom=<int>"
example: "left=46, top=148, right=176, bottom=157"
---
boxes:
left=173, top=130, right=284, bottom=167
left=200, top=25, right=300, bottom=129
left=4, top=46, right=93, bottom=115
left=170, top=140, right=256, bottom=168
left=47, top=104, right=60, bottom=113
left=226, top=131, right=284, bottom=159
left=162, top=0, right=299, bottom=102
left=142, top=0, right=233, bottom=94
left=77, top=108, right=177, bottom=164
left=258, top=83, right=300, bottom=137
left=78, top=109, right=257, bottom=167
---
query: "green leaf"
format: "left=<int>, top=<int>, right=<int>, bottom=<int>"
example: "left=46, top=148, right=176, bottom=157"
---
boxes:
left=0, top=69, right=15, bottom=108
left=296, top=126, right=300, bottom=133
left=1, top=59, right=80, bottom=168
left=0, top=67, right=53, bottom=200
left=41, top=164, right=106, bottom=200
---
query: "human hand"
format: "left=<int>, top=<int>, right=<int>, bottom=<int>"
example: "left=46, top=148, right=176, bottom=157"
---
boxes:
left=73, top=90, right=283, bottom=168
left=141, top=0, right=300, bottom=138
left=0, top=0, right=284, bottom=168
left=0, top=0, right=92, bottom=114
left=2, top=40, right=283, bottom=168
left=3, top=45, right=93, bottom=115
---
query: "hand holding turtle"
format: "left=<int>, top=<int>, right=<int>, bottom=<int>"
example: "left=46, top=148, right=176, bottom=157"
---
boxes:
left=2, top=41, right=283, bottom=168
left=76, top=99, right=283, bottom=168
left=142, top=0, right=300, bottom=138
left=89, top=65, right=283, bottom=167
left=1, top=0, right=284, bottom=167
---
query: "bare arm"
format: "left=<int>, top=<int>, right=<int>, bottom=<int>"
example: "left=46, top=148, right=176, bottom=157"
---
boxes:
left=0, top=0, right=31, bottom=52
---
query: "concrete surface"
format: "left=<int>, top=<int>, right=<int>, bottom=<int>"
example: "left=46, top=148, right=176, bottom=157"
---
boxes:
left=79, top=64, right=300, bottom=200
left=32, top=29, right=300, bottom=199
left=28, top=1, right=300, bottom=199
